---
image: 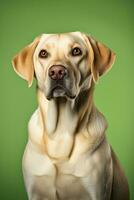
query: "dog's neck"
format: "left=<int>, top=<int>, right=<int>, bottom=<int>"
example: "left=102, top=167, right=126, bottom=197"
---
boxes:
left=37, top=86, right=94, bottom=135
left=34, top=85, right=107, bottom=159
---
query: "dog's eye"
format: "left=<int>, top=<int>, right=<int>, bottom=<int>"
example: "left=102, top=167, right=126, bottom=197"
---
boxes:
left=71, top=47, right=82, bottom=56
left=39, top=49, right=49, bottom=58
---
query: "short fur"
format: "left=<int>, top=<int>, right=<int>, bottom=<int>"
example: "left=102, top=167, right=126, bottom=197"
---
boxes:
left=12, top=32, right=129, bottom=200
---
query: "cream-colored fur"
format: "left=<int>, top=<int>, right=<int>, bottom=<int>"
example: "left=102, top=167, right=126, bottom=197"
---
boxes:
left=12, top=32, right=129, bottom=200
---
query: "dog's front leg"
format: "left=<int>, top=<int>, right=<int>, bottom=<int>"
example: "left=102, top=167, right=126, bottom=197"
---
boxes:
left=22, top=141, right=57, bottom=200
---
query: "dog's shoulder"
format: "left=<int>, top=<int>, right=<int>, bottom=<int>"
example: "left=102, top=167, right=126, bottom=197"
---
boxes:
left=28, top=108, right=44, bottom=145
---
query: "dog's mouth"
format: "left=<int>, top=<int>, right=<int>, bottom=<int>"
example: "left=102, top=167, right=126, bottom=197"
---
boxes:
left=46, top=84, right=76, bottom=100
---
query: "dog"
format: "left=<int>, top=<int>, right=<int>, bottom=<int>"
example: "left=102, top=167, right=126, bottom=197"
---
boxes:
left=12, top=32, right=129, bottom=200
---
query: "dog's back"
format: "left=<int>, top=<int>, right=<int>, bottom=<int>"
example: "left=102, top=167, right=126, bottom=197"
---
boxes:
left=111, top=148, right=129, bottom=200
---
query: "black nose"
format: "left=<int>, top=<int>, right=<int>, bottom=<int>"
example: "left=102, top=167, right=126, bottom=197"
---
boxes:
left=48, top=65, right=67, bottom=80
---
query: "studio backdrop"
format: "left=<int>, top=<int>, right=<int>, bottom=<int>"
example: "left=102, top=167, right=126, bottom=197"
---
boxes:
left=0, top=0, right=134, bottom=199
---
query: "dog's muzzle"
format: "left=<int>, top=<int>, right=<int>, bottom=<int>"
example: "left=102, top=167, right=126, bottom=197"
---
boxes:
left=47, top=65, right=76, bottom=100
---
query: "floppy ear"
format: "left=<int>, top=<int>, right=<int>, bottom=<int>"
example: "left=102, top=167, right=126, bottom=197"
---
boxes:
left=87, top=35, right=116, bottom=82
left=12, top=36, right=40, bottom=87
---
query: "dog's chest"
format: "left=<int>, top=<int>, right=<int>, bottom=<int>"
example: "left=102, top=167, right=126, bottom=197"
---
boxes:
left=25, top=109, right=112, bottom=199
left=32, top=172, right=90, bottom=199
left=23, top=138, right=111, bottom=200
left=29, top=108, right=91, bottom=161
left=45, top=128, right=92, bottom=161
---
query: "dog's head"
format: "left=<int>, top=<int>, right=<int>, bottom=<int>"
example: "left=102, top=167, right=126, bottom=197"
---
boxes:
left=12, top=32, right=116, bottom=100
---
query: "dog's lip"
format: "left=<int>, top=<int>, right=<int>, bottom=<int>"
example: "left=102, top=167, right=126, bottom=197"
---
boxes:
left=46, top=85, right=76, bottom=100
left=52, top=85, right=65, bottom=91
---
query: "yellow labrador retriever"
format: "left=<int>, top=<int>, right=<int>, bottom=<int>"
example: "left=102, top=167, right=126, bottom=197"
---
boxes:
left=12, top=32, right=129, bottom=200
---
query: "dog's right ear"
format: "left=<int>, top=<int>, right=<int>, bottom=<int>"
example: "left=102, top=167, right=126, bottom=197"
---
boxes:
left=83, top=34, right=116, bottom=83
left=12, top=36, right=40, bottom=87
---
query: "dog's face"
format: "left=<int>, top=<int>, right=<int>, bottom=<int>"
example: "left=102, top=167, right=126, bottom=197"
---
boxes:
left=12, top=32, right=116, bottom=100
left=34, top=32, right=94, bottom=100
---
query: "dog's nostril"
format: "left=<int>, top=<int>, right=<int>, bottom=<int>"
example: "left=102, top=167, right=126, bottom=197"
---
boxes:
left=59, top=70, right=63, bottom=75
left=50, top=70, right=55, bottom=76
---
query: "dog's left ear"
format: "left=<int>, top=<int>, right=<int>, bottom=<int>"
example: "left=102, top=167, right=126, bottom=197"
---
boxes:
left=85, top=34, right=116, bottom=82
left=12, top=36, right=40, bottom=87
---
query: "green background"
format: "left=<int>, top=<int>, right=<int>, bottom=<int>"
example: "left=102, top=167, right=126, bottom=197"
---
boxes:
left=0, top=0, right=134, bottom=199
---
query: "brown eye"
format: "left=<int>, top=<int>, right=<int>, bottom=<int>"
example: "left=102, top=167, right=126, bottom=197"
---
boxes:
left=71, top=47, right=82, bottom=56
left=39, top=49, right=49, bottom=58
